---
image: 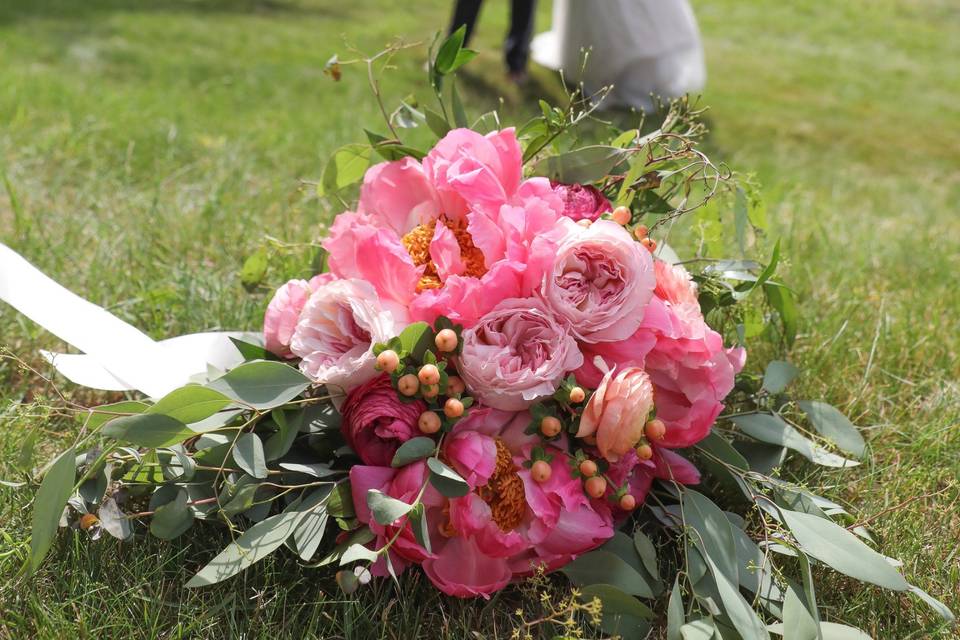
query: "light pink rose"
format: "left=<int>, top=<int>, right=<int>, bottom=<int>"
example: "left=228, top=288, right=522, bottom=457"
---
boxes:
left=549, top=180, right=611, bottom=222
left=289, top=278, right=397, bottom=399
left=540, top=218, right=656, bottom=343
left=262, top=274, right=334, bottom=358
left=578, top=364, right=654, bottom=462
left=457, top=298, right=583, bottom=410
left=340, top=375, right=427, bottom=466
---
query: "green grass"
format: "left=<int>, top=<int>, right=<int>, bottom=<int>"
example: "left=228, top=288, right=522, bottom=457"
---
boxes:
left=1, top=0, right=958, bottom=637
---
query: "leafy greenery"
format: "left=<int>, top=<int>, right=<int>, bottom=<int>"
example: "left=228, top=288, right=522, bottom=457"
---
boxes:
left=0, top=0, right=957, bottom=638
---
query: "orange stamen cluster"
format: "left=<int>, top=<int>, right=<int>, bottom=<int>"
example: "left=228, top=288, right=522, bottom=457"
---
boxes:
left=476, top=439, right=526, bottom=531
left=401, top=217, right=488, bottom=292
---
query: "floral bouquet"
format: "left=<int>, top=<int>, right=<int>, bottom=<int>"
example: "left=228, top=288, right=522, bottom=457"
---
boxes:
left=11, top=32, right=953, bottom=639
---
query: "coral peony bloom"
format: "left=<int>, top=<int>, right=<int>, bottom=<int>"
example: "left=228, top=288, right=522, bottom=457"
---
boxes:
left=457, top=298, right=583, bottom=410
left=549, top=180, right=611, bottom=222
left=540, top=218, right=656, bottom=343
left=323, top=128, right=567, bottom=327
left=578, top=364, right=654, bottom=462
left=340, top=375, right=426, bottom=466
left=262, top=274, right=334, bottom=358
left=289, top=278, right=397, bottom=400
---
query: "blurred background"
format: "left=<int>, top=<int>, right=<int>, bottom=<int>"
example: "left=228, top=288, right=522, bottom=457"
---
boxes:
left=0, top=1, right=957, bottom=637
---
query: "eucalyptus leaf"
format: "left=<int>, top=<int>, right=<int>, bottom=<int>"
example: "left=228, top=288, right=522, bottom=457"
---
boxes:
left=150, top=489, right=194, bottom=540
left=148, top=385, right=231, bottom=424
left=102, top=413, right=191, bottom=448
left=782, top=584, right=820, bottom=640
left=633, top=530, right=660, bottom=579
left=279, top=462, right=337, bottom=478
left=763, top=361, right=800, bottom=394
left=532, top=145, right=629, bottom=184
left=366, top=489, right=413, bottom=526
left=208, top=360, right=310, bottom=410
left=681, top=619, right=718, bottom=640
left=683, top=489, right=739, bottom=585
left=780, top=508, right=909, bottom=590
left=97, top=496, right=132, bottom=541
left=186, top=510, right=303, bottom=587
left=732, top=413, right=859, bottom=468
left=561, top=550, right=657, bottom=597
left=291, top=487, right=331, bottom=561
left=908, top=584, right=955, bottom=623
left=700, top=552, right=770, bottom=639
left=426, top=457, right=469, bottom=498
left=234, top=433, right=268, bottom=479
left=391, top=437, right=437, bottom=467
left=768, top=623, right=873, bottom=640
left=29, top=447, right=76, bottom=572
left=230, top=336, right=274, bottom=361
left=264, top=409, right=301, bottom=461
left=339, top=542, right=379, bottom=566
left=84, top=401, right=149, bottom=430
left=797, top=401, right=866, bottom=458
left=667, top=576, right=685, bottom=640
left=579, top=584, right=653, bottom=640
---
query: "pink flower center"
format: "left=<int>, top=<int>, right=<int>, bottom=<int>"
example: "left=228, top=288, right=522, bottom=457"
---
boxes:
left=401, top=217, right=487, bottom=291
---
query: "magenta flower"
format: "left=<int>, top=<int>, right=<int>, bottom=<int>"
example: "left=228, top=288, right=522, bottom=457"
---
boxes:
left=549, top=180, right=611, bottom=222
left=340, top=375, right=426, bottom=467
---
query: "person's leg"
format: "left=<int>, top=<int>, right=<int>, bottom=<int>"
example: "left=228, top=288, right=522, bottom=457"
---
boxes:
left=449, top=0, right=483, bottom=45
left=504, top=0, right=536, bottom=73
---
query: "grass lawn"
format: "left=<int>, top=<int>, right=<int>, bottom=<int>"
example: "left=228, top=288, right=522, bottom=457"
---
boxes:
left=1, top=0, right=958, bottom=637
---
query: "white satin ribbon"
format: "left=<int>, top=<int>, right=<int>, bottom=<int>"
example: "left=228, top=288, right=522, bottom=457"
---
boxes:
left=1, top=243, right=260, bottom=398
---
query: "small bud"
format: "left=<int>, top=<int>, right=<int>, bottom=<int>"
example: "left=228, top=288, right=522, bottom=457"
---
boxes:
left=619, top=493, right=637, bottom=511
left=645, top=418, right=666, bottom=441
left=398, top=373, right=420, bottom=396
left=443, top=398, right=464, bottom=419
left=634, top=224, right=648, bottom=240
left=418, top=364, right=440, bottom=386
left=375, top=349, right=400, bottom=373
left=569, top=386, right=586, bottom=403
left=612, top=206, right=631, bottom=225
left=531, top=460, right=552, bottom=483
left=447, top=376, right=466, bottom=396
left=421, top=384, right=440, bottom=399
left=435, top=328, right=458, bottom=353
left=585, top=476, right=607, bottom=499
left=578, top=459, right=598, bottom=477
left=636, top=443, right=653, bottom=460
left=540, top=416, right=562, bottom=438
left=418, top=411, right=442, bottom=434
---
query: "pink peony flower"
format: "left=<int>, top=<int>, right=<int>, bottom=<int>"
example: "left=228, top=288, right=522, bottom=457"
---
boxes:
left=456, top=298, right=583, bottom=410
left=323, top=128, right=566, bottom=328
left=577, top=364, right=654, bottom=462
left=340, top=375, right=426, bottom=466
left=540, top=218, right=656, bottom=343
left=289, top=278, right=398, bottom=400
left=549, top=180, right=611, bottom=222
left=262, top=274, right=334, bottom=358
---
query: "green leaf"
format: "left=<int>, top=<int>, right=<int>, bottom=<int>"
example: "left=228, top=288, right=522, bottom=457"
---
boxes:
left=434, top=25, right=466, bottom=74
left=532, top=146, right=629, bottom=184
left=279, top=462, right=337, bottom=478
left=234, top=433, right=268, bottom=479
left=697, top=431, right=749, bottom=471
left=783, top=584, right=820, bottom=640
left=424, top=107, right=451, bottom=138
left=427, top=457, right=469, bottom=498
left=83, top=401, right=149, bottom=430
left=230, top=336, right=274, bottom=361
left=667, top=575, right=685, bottom=640
left=208, top=360, right=310, bottom=410
left=797, top=401, right=866, bottom=458
left=764, top=283, right=798, bottom=346
left=779, top=508, right=909, bottom=590
left=633, top=530, right=660, bottom=579
left=579, top=584, right=653, bottom=640
left=28, top=447, right=76, bottom=572
left=366, top=489, right=413, bottom=526
left=186, top=510, right=302, bottom=587
left=680, top=619, right=718, bottom=640
left=908, top=585, right=955, bottom=623
left=148, top=385, right=231, bottom=425
left=600, top=532, right=660, bottom=597
left=683, top=489, right=739, bottom=585
left=291, top=487, right=331, bottom=561
left=327, top=482, right=354, bottom=518
left=97, top=496, right=132, bottom=541
left=561, top=550, right=657, bottom=597
left=409, top=503, right=432, bottom=554
left=391, top=437, right=437, bottom=467
left=102, top=413, right=191, bottom=448
left=264, top=409, right=301, bottom=461
left=150, top=489, right=194, bottom=539
left=768, top=623, right=873, bottom=640
left=450, top=48, right=477, bottom=73
left=398, top=321, right=433, bottom=361
left=762, top=361, right=800, bottom=394
left=240, top=247, right=269, bottom=290
left=699, top=551, right=770, bottom=639
left=319, top=144, right=372, bottom=196
left=732, top=413, right=859, bottom=468
left=339, top=542, right=379, bottom=565
left=451, top=80, right=468, bottom=128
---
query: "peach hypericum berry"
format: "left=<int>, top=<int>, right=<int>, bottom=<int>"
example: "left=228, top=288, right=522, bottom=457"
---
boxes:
left=418, top=411, right=441, bottom=434
left=418, top=364, right=440, bottom=386
left=398, top=374, right=420, bottom=396
left=376, top=349, right=400, bottom=373
left=435, top=328, right=458, bottom=353
left=540, top=416, right=562, bottom=437
left=531, top=460, right=552, bottom=483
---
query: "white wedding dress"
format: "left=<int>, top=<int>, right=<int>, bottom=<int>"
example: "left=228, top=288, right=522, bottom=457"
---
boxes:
left=532, top=0, right=706, bottom=112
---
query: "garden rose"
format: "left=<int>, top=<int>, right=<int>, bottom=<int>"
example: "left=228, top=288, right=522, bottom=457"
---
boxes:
left=549, top=180, right=611, bottom=222
left=340, top=374, right=426, bottom=466
left=457, top=298, right=583, bottom=410
left=289, top=278, right=397, bottom=399
left=262, top=274, right=333, bottom=358
left=540, top=218, right=655, bottom=343
left=577, top=364, right=654, bottom=462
